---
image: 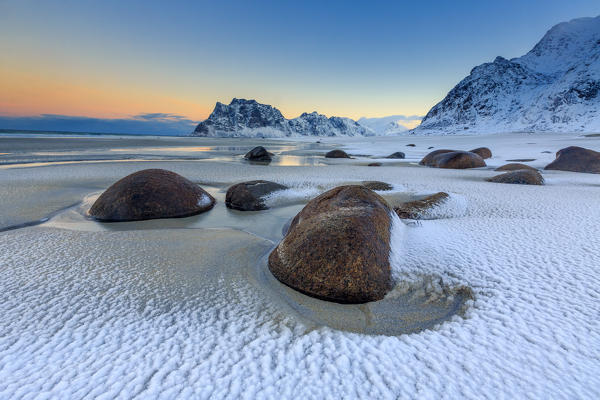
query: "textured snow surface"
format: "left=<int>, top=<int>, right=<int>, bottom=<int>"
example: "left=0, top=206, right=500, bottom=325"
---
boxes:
left=414, top=16, right=600, bottom=134
left=1, top=134, right=600, bottom=399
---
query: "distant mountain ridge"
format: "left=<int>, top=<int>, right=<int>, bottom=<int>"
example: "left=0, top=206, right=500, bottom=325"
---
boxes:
left=192, top=98, right=373, bottom=137
left=413, top=15, right=600, bottom=134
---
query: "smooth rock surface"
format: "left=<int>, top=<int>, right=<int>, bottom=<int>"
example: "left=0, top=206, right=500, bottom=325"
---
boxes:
left=394, top=192, right=449, bottom=219
left=544, top=146, right=600, bottom=173
left=268, top=185, right=393, bottom=304
left=89, top=169, right=215, bottom=221
left=244, top=146, right=272, bottom=161
left=470, top=147, right=492, bottom=159
left=487, top=170, right=544, bottom=185
left=325, top=149, right=351, bottom=158
left=495, top=163, right=538, bottom=172
left=225, top=180, right=288, bottom=211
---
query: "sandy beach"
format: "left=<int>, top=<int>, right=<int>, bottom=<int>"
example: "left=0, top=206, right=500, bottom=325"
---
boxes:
left=1, top=132, right=599, bottom=398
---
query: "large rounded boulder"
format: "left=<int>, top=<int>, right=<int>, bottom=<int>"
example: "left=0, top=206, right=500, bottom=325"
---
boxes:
left=244, top=146, right=272, bottom=162
left=421, top=150, right=486, bottom=169
left=544, top=146, right=600, bottom=174
left=89, top=169, right=215, bottom=222
left=325, top=149, right=351, bottom=158
left=268, top=185, right=393, bottom=304
left=469, top=147, right=492, bottom=159
left=226, top=180, right=288, bottom=211
left=487, top=170, right=544, bottom=185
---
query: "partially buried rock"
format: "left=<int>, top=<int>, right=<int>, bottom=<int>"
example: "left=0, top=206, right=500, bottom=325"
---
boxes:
left=89, top=169, right=215, bottom=222
left=469, top=147, right=492, bottom=159
left=495, top=163, right=537, bottom=172
left=394, top=192, right=449, bottom=219
left=226, top=180, right=288, bottom=211
left=367, top=162, right=382, bottom=167
left=386, top=151, right=405, bottom=159
left=421, top=150, right=486, bottom=169
left=325, top=149, right=351, bottom=158
left=244, top=146, right=272, bottom=162
left=487, top=170, right=544, bottom=185
left=406, top=144, right=416, bottom=147
left=268, top=185, right=393, bottom=303
left=544, top=146, right=600, bottom=174
left=362, top=181, right=393, bottom=191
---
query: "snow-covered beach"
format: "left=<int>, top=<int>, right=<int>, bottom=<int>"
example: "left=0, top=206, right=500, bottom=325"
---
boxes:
left=1, top=132, right=599, bottom=398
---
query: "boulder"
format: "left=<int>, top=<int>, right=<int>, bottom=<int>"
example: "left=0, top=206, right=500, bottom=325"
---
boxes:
left=394, top=192, right=449, bottom=219
left=367, top=162, right=382, bottom=167
left=244, top=146, right=272, bottom=161
left=325, top=149, right=351, bottom=158
left=495, top=163, right=537, bottom=172
left=422, top=150, right=486, bottom=169
left=544, top=146, right=600, bottom=174
left=469, top=147, right=492, bottom=159
left=419, top=149, right=454, bottom=166
left=268, top=185, right=393, bottom=303
left=486, top=170, right=544, bottom=185
left=361, top=181, right=393, bottom=191
left=386, top=151, right=405, bottom=159
left=406, top=144, right=416, bottom=147
left=89, top=169, right=214, bottom=222
left=225, top=180, right=288, bottom=211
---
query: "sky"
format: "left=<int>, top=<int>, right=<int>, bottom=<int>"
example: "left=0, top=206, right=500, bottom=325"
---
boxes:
left=1, top=0, right=599, bottom=134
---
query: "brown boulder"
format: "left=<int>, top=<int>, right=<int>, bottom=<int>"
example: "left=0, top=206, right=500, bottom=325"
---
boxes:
left=325, top=149, right=351, bottom=158
left=469, top=147, right=492, bottom=159
left=361, top=181, right=393, bottom=191
left=486, top=170, right=544, bottom=185
left=544, top=146, right=600, bottom=174
left=89, top=169, right=214, bottom=222
left=394, top=192, right=449, bottom=219
left=225, top=180, right=288, bottom=211
left=495, top=163, right=538, bottom=172
left=424, top=151, right=486, bottom=169
left=419, top=149, right=454, bottom=166
left=268, top=185, right=393, bottom=304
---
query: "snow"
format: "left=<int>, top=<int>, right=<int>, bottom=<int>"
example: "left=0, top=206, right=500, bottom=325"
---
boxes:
left=414, top=15, right=600, bottom=135
left=197, top=193, right=213, bottom=207
left=1, top=133, right=600, bottom=398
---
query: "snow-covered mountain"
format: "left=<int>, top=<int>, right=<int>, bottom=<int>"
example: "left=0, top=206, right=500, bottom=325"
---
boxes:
left=192, top=98, right=373, bottom=137
left=358, top=115, right=422, bottom=135
left=413, top=15, right=600, bottom=134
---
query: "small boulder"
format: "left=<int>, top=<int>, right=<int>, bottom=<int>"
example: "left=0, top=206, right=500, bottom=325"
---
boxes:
left=428, top=146, right=434, bottom=149
left=469, top=147, right=492, bottom=159
left=244, top=146, right=272, bottom=162
left=487, top=170, right=544, bottom=185
left=419, top=149, right=454, bottom=166
left=386, top=151, right=405, bottom=159
left=225, top=180, right=288, bottom=211
left=367, top=162, right=382, bottom=167
left=268, top=185, right=393, bottom=304
left=362, top=181, right=393, bottom=191
left=89, top=169, right=214, bottom=222
left=423, top=150, right=486, bottom=169
left=325, top=149, right=351, bottom=158
left=406, top=144, right=416, bottom=147
left=495, top=163, right=537, bottom=172
left=544, top=146, right=600, bottom=174
left=394, top=192, right=449, bottom=219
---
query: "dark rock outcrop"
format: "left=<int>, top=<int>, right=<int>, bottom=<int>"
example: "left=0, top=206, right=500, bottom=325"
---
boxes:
left=544, top=146, right=600, bottom=173
left=325, top=149, right=351, bottom=159
left=394, top=192, right=449, bottom=219
left=470, top=147, right=492, bottom=159
left=487, top=170, right=544, bottom=185
left=268, top=185, right=393, bottom=304
left=244, top=146, right=272, bottom=162
left=367, top=162, right=382, bottom=167
left=386, top=152, right=405, bottom=159
left=495, top=163, right=538, bottom=172
left=225, top=180, right=288, bottom=211
left=89, top=169, right=214, bottom=222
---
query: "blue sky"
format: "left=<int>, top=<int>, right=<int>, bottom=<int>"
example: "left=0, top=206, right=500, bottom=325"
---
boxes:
left=1, top=0, right=599, bottom=134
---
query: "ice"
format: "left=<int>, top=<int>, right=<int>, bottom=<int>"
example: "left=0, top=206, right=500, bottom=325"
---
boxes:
left=1, top=133, right=600, bottom=398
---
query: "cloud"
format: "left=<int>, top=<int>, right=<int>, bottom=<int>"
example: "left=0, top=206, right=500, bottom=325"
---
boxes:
left=0, top=113, right=200, bottom=135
